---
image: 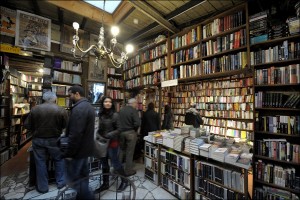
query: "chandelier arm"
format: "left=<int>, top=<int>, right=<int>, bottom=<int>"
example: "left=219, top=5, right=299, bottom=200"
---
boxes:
left=108, top=55, right=122, bottom=68
left=75, top=41, right=97, bottom=54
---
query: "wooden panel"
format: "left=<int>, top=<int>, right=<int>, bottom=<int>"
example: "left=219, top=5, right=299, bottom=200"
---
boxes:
left=37, top=1, right=59, bottom=22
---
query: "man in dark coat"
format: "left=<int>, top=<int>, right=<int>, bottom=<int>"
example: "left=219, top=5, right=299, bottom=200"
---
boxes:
left=62, top=85, right=95, bottom=200
left=141, top=102, right=160, bottom=136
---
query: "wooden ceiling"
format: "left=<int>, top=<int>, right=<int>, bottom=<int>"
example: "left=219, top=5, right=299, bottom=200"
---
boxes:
left=2, top=0, right=246, bottom=48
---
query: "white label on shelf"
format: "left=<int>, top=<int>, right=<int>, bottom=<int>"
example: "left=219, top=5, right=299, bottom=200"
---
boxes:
left=161, top=79, right=178, bottom=87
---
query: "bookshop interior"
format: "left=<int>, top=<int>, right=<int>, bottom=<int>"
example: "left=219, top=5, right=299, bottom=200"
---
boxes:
left=0, top=0, right=300, bottom=199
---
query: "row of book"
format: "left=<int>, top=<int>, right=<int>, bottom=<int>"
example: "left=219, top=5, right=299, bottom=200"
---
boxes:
left=255, top=115, right=300, bottom=135
left=171, top=26, right=201, bottom=50
left=10, top=85, right=24, bottom=94
left=142, top=57, right=166, bottom=74
left=106, top=89, right=124, bottom=100
left=123, top=54, right=140, bottom=70
left=171, top=64, right=201, bottom=79
left=145, top=156, right=158, bottom=172
left=202, top=29, right=247, bottom=56
left=195, top=160, right=245, bottom=192
left=204, top=118, right=254, bottom=130
left=107, top=67, right=121, bottom=75
left=255, top=64, right=300, bottom=85
left=202, top=110, right=253, bottom=119
left=203, top=10, right=245, bottom=39
left=107, top=77, right=123, bottom=88
left=28, top=91, right=42, bottom=97
left=53, top=71, right=81, bottom=84
left=202, top=51, right=248, bottom=74
left=141, top=43, right=167, bottom=62
left=160, top=150, right=190, bottom=173
left=53, top=59, right=82, bottom=72
left=171, top=95, right=253, bottom=104
left=123, top=66, right=140, bottom=80
left=249, top=11, right=268, bottom=43
left=20, top=80, right=27, bottom=88
left=28, top=84, right=42, bottom=90
left=9, top=76, right=19, bottom=85
left=195, top=177, right=246, bottom=200
left=145, top=142, right=158, bottom=158
left=255, top=139, right=300, bottom=163
left=170, top=45, right=200, bottom=65
left=145, top=168, right=158, bottom=184
left=189, top=88, right=253, bottom=97
left=250, top=41, right=300, bottom=65
left=202, top=125, right=253, bottom=139
left=254, top=186, right=299, bottom=200
left=161, top=163, right=190, bottom=188
left=255, top=161, right=300, bottom=189
left=143, top=70, right=167, bottom=85
left=125, top=77, right=140, bottom=89
left=255, top=92, right=300, bottom=108
left=161, top=175, right=191, bottom=199
left=52, top=85, right=71, bottom=96
left=21, top=75, right=43, bottom=83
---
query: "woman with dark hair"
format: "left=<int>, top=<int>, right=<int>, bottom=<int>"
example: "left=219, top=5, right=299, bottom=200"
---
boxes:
left=94, top=96, right=128, bottom=193
left=162, top=104, right=174, bottom=130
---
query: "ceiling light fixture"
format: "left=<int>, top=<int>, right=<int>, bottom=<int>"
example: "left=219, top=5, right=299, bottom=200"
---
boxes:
left=72, top=0, right=134, bottom=68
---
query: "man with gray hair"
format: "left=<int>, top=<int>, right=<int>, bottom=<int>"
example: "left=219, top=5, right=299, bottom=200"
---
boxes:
left=118, top=98, right=141, bottom=176
left=24, top=91, right=68, bottom=193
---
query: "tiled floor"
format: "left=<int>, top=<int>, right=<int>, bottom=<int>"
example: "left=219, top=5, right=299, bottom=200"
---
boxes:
left=1, top=163, right=176, bottom=200
left=0, top=144, right=176, bottom=200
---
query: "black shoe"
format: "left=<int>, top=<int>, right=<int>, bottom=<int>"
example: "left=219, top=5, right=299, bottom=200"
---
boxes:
left=57, top=184, right=66, bottom=189
left=125, top=170, right=136, bottom=177
left=94, top=183, right=109, bottom=193
left=36, top=188, right=48, bottom=194
left=117, top=181, right=129, bottom=192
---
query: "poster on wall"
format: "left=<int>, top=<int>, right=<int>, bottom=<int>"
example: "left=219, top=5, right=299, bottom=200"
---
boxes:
left=60, top=24, right=89, bottom=55
left=88, top=56, right=107, bottom=82
left=0, top=6, right=17, bottom=37
left=15, top=10, right=51, bottom=51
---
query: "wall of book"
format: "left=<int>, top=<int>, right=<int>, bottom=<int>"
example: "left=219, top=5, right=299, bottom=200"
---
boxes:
left=51, top=57, right=83, bottom=107
left=107, top=67, right=124, bottom=112
left=250, top=5, right=300, bottom=199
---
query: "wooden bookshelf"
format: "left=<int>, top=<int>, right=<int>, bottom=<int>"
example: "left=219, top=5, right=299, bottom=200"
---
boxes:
left=53, top=68, right=82, bottom=75
left=254, top=155, right=300, bottom=166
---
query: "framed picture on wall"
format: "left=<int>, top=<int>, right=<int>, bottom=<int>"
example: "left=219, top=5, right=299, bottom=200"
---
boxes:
left=15, top=10, right=51, bottom=51
left=88, top=56, right=107, bottom=82
left=87, top=81, right=106, bottom=104
left=0, top=6, right=17, bottom=37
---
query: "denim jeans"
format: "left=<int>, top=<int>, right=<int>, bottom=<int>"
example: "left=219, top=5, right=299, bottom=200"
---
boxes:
left=101, top=147, right=123, bottom=171
left=32, top=137, right=65, bottom=192
left=65, top=158, right=94, bottom=200
left=119, top=130, right=137, bottom=172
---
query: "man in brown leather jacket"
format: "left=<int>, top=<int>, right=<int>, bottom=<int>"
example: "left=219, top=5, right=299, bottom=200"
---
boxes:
left=24, top=91, right=68, bottom=193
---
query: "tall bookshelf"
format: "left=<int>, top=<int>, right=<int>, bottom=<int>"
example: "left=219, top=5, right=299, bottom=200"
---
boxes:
left=51, top=57, right=83, bottom=108
left=252, top=34, right=300, bottom=199
left=123, top=53, right=141, bottom=90
left=107, top=67, right=124, bottom=112
left=0, top=54, right=11, bottom=165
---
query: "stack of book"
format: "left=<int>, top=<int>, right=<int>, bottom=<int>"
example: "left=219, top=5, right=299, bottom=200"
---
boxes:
left=199, top=143, right=212, bottom=157
left=225, top=148, right=241, bottom=163
left=269, top=23, right=289, bottom=39
left=173, top=135, right=185, bottom=152
left=211, top=147, right=229, bottom=162
left=189, top=138, right=205, bottom=155
left=183, top=137, right=192, bottom=153
left=249, top=11, right=269, bottom=44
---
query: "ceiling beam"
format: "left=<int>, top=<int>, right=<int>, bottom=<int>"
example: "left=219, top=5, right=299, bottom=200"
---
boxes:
left=126, top=0, right=205, bottom=42
left=128, top=0, right=179, bottom=33
left=81, top=17, right=88, bottom=30
left=46, top=0, right=113, bottom=25
left=113, top=1, right=135, bottom=24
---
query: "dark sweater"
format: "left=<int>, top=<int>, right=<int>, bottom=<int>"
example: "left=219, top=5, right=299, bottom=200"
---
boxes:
left=118, top=105, right=141, bottom=132
left=141, top=109, right=160, bottom=136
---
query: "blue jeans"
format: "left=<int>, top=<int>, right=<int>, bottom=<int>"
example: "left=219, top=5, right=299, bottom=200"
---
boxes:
left=65, top=158, right=94, bottom=200
left=101, top=147, right=123, bottom=171
left=32, top=137, right=65, bottom=192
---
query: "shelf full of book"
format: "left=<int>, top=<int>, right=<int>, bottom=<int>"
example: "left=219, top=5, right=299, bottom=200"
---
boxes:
left=252, top=32, right=300, bottom=199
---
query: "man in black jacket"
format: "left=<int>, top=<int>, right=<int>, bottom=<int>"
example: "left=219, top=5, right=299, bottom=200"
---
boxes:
left=63, top=85, right=95, bottom=200
left=25, top=91, right=67, bottom=193
left=118, top=98, right=141, bottom=176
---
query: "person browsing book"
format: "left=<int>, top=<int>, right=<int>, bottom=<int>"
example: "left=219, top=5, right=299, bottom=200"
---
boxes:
left=24, top=91, right=68, bottom=193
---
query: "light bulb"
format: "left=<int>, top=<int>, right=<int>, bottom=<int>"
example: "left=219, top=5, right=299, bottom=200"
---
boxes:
left=125, top=44, right=134, bottom=54
left=73, top=22, right=80, bottom=30
left=38, top=68, right=44, bottom=73
left=111, top=26, right=119, bottom=36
